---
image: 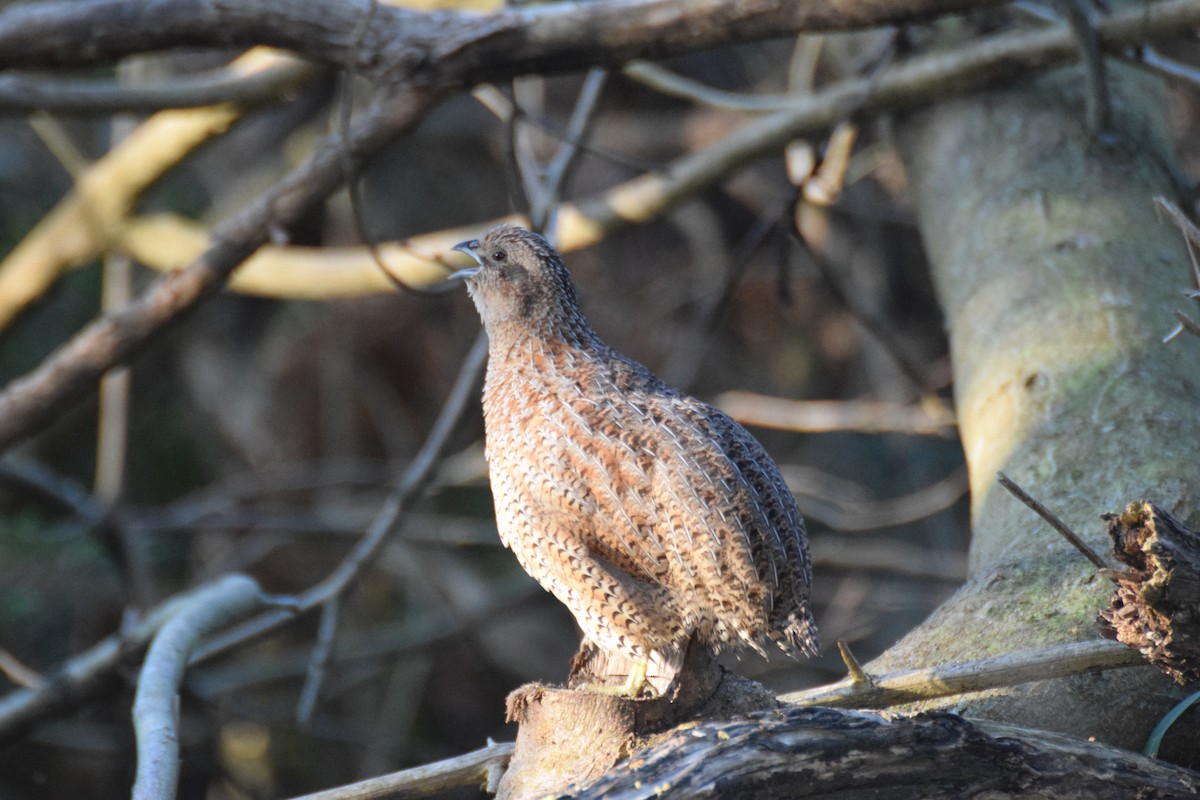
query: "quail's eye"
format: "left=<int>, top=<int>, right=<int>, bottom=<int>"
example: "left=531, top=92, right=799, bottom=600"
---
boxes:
left=492, top=250, right=507, bottom=262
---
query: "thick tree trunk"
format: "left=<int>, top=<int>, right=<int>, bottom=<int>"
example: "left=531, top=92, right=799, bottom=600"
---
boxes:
left=875, top=61, right=1200, bottom=764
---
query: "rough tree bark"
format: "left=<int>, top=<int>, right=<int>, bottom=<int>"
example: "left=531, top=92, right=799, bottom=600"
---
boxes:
left=1100, top=501, right=1200, bottom=684
left=578, top=707, right=1200, bottom=799
left=872, top=61, right=1200, bottom=763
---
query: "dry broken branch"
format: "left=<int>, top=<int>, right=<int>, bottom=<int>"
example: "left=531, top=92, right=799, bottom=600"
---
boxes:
left=1099, top=501, right=1200, bottom=685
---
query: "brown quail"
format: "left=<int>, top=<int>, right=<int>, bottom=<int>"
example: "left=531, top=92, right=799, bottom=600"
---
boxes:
left=451, top=224, right=818, bottom=695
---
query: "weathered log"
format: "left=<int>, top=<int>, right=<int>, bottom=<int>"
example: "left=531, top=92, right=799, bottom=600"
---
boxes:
left=1100, top=500, right=1200, bottom=684
left=575, top=706, right=1200, bottom=799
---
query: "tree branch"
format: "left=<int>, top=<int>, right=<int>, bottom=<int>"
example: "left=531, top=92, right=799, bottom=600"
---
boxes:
left=189, top=333, right=489, bottom=666
left=0, top=578, right=249, bottom=742
left=0, top=48, right=310, bottom=330
left=3, top=2, right=1196, bottom=456
left=131, top=574, right=273, bottom=800
left=0, top=0, right=1005, bottom=77
left=0, top=82, right=446, bottom=453
left=285, top=740, right=514, bottom=800
left=0, top=53, right=318, bottom=113
left=781, top=639, right=1143, bottom=708
left=111, top=0, right=1200, bottom=301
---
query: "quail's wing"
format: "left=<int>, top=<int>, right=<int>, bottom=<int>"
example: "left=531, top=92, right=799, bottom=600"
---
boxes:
left=683, top=397, right=817, bottom=653
left=522, top=382, right=676, bottom=584
left=637, top=389, right=792, bottom=596
left=688, top=401, right=813, bottom=595
left=593, top=359, right=794, bottom=609
left=634, top=385, right=819, bottom=655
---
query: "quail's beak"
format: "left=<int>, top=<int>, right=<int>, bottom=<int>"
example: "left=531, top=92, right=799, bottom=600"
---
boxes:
left=447, top=239, right=482, bottom=282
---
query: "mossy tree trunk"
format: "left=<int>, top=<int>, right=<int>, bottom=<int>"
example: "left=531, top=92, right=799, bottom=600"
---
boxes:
left=874, top=61, right=1200, bottom=765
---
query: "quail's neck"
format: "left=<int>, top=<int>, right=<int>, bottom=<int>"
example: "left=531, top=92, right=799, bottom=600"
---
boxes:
left=483, top=306, right=602, bottom=364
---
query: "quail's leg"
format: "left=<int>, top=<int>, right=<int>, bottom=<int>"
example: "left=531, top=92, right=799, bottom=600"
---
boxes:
left=582, top=655, right=649, bottom=698
left=507, top=515, right=679, bottom=697
left=621, top=657, right=649, bottom=697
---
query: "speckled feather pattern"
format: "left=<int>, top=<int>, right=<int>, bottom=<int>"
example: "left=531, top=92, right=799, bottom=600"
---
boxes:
left=462, top=225, right=818, bottom=678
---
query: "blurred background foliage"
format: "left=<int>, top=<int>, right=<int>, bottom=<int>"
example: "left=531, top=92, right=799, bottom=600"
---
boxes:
left=0, top=3, right=1196, bottom=799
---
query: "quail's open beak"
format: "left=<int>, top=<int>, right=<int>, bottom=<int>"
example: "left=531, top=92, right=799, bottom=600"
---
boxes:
left=447, top=239, right=482, bottom=282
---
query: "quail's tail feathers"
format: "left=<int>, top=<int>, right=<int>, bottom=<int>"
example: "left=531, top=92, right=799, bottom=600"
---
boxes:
left=770, top=609, right=821, bottom=659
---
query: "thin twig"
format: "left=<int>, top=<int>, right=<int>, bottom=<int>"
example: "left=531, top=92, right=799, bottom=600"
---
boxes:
left=339, top=0, right=458, bottom=296
left=190, top=332, right=489, bottom=665
left=27, top=112, right=90, bottom=176
left=781, top=639, right=1142, bottom=708
left=1130, top=46, right=1200, bottom=90
left=680, top=193, right=795, bottom=385
left=836, top=640, right=873, bottom=685
left=793, top=229, right=935, bottom=395
left=296, top=595, right=341, bottom=725
left=95, top=61, right=147, bottom=604
left=473, top=83, right=657, bottom=176
left=622, top=60, right=801, bottom=112
left=996, top=472, right=1109, bottom=569
left=512, top=77, right=549, bottom=229
left=0, top=58, right=318, bottom=113
left=0, top=457, right=110, bottom=529
left=0, top=650, right=44, bottom=691
left=95, top=252, right=132, bottom=508
left=532, top=67, right=608, bottom=235
left=284, top=333, right=487, bottom=720
left=0, top=49, right=310, bottom=331
left=1154, top=196, right=1200, bottom=290
left=1054, top=0, right=1112, bottom=134
left=187, top=586, right=541, bottom=700
left=782, top=464, right=968, bottom=532
left=1171, top=310, right=1200, bottom=339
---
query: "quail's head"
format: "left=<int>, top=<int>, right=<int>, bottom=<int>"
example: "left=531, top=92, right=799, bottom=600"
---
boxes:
left=451, top=225, right=582, bottom=333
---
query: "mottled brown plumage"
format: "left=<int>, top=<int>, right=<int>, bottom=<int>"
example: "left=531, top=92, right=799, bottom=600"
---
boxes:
left=452, top=225, right=818, bottom=694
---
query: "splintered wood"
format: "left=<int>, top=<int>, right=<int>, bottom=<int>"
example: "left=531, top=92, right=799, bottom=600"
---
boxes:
left=1098, top=501, right=1200, bottom=684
